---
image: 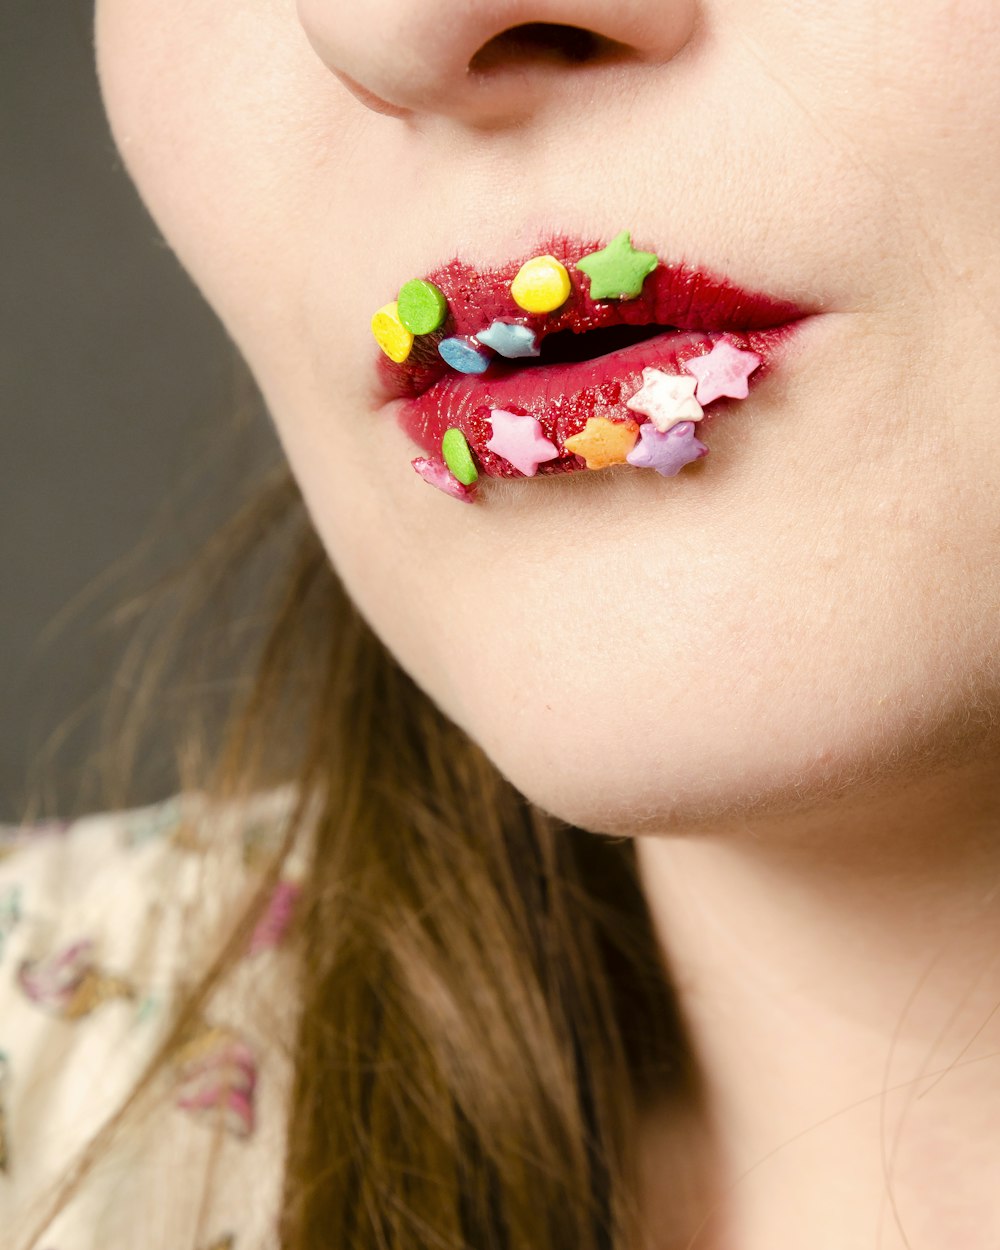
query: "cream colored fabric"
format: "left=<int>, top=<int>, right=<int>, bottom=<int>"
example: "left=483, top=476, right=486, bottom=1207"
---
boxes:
left=0, top=786, right=312, bottom=1250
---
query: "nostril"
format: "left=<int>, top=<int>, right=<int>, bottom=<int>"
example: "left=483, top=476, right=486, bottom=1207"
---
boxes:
left=468, top=23, right=634, bottom=74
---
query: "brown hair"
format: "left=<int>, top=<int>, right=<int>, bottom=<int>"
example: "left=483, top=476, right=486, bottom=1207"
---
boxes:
left=13, top=357, right=713, bottom=1250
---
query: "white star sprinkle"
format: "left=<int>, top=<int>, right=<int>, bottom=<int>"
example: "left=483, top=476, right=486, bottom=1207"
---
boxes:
left=625, top=368, right=704, bottom=432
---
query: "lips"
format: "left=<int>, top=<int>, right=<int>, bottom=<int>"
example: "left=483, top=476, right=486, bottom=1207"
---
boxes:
left=376, top=235, right=815, bottom=485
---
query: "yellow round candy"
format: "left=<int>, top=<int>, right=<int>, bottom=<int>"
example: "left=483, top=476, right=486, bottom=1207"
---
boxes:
left=371, top=301, right=414, bottom=363
left=510, top=255, right=571, bottom=314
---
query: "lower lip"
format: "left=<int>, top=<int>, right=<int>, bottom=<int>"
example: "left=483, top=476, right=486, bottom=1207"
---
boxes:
left=391, top=321, right=807, bottom=478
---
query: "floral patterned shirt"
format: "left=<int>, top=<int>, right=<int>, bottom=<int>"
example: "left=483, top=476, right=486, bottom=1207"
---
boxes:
left=0, top=785, right=312, bottom=1250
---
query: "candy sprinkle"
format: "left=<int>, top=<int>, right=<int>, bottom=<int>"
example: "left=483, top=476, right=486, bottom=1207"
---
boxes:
left=411, top=457, right=477, bottom=503
left=441, top=428, right=479, bottom=485
left=626, top=367, right=703, bottom=432
left=397, top=278, right=448, bottom=335
left=575, top=231, right=659, bottom=301
left=371, top=302, right=414, bottom=363
left=625, top=421, right=709, bottom=477
left=476, top=320, right=540, bottom=359
left=683, top=340, right=762, bottom=404
left=486, top=410, right=560, bottom=476
left=510, top=255, right=572, bottom=314
left=439, top=336, right=492, bottom=374
left=563, top=416, right=639, bottom=470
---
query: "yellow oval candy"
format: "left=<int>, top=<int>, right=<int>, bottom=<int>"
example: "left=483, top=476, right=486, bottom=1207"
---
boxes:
left=510, top=255, right=571, bottom=314
left=371, top=301, right=414, bottom=363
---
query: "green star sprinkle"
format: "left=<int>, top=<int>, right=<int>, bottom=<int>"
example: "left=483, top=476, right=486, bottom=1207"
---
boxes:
left=441, top=428, right=479, bottom=485
left=575, top=231, right=659, bottom=301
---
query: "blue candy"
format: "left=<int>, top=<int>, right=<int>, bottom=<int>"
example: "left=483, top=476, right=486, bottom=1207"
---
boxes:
left=438, top=336, right=491, bottom=375
left=476, top=320, right=541, bottom=359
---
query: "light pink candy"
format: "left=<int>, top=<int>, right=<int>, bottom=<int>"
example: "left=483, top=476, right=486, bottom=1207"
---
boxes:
left=485, top=409, right=560, bottom=476
left=411, top=456, right=477, bottom=502
left=683, top=339, right=762, bottom=405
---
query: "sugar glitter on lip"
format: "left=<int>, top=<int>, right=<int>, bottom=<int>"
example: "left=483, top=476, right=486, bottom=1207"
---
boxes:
left=370, top=233, right=816, bottom=501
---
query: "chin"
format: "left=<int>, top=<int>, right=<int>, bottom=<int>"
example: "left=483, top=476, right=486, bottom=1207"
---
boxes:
left=444, top=663, right=993, bottom=842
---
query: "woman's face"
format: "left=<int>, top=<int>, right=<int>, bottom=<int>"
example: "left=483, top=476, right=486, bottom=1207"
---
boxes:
left=94, top=1, right=1000, bottom=836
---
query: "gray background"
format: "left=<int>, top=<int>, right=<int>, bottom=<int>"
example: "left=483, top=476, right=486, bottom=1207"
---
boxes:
left=2, top=2, right=279, bottom=822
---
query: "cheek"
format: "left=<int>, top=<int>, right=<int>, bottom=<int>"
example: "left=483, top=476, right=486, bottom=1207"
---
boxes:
left=94, top=0, right=334, bottom=369
left=883, top=2, right=1000, bottom=250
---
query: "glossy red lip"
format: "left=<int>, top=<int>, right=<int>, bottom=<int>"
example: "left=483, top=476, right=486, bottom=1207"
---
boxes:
left=376, top=235, right=818, bottom=482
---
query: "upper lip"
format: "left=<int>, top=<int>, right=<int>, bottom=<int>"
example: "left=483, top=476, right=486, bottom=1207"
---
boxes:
left=375, top=234, right=815, bottom=403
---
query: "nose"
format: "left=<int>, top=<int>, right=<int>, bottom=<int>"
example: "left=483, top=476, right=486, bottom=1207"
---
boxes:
left=296, top=0, right=698, bottom=126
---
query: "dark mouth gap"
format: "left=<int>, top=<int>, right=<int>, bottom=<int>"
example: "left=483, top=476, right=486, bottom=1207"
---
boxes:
left=527, top=321, right=679, bottom=366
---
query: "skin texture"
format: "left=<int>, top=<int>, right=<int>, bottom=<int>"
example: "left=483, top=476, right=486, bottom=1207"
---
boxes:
left=94, top=3, right=1000, bottom=1246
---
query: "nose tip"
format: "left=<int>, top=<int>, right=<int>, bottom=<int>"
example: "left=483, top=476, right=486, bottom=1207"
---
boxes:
left=296, top=0, right=697, bottom=125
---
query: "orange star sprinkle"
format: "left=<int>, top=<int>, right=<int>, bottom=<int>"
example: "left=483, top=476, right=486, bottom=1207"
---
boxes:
left=563, top=416, right=639, bottom=470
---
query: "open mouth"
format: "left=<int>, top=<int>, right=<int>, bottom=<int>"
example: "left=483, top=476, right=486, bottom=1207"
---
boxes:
left=373, top=234, right=816, bottom=499
left=519, top=320, right=681, bottom=365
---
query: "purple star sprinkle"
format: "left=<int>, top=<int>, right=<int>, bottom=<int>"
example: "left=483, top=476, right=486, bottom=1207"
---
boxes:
left=625, top=421, right=709, bottom=477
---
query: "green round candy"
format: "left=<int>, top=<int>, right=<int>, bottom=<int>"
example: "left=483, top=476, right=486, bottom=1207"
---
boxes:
left=441, top=428, right=479, bottom=485
left=397, top=279, right=448, bottom=335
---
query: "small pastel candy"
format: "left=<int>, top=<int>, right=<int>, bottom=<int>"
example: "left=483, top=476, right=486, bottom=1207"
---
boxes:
left=411, top=456, right=476, bottom=503
left=441, top=428, right=479, bottom=485
left=575, top=231, right=659, bottom=301
left=485, top=410, right=560, bottom=476
left=683, top=340, right=762, bottom=404
left=397, top=279, right=448, bottom=335
left=439, top=336, right=492, bottom=374
left=625, top=421, right=709, bottom=477
left=626, top=367, right=703, bottom=432
left=510, top=255, right=572, bottom=314
left=476, top=321, right=541, bottom=359
left=371, top=302, right=414, bottom=363
left=563, top=416, right=639, bottom=470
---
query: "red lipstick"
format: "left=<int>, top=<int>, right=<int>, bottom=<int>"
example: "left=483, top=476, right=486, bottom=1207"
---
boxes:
left=376, top=235, right=816, bottom=485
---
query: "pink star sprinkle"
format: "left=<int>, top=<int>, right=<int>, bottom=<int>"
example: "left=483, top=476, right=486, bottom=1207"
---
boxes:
left=411, top=456, right=477, bottom=502
left=683, top=340, right=762, bottom=404
left=486, top=409, right=560, bottom=476
left=625, top=368, right=703, bottom=432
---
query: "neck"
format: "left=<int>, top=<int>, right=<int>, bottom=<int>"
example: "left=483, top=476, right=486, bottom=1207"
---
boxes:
left=633, top=751, right=1000, bottom=1250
